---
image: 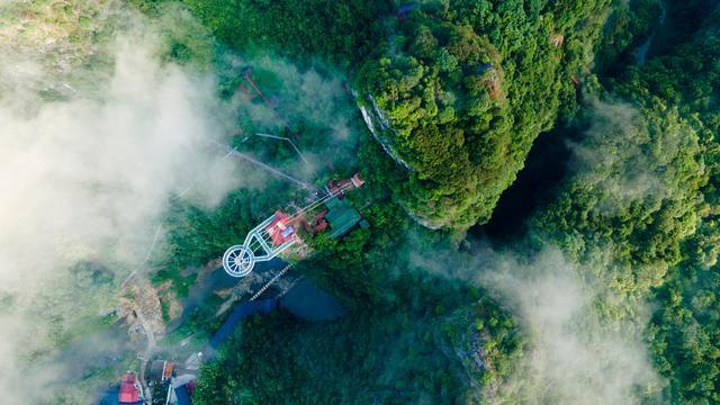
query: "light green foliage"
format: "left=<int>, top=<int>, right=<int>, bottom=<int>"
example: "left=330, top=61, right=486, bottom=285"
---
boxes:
left=358, top=0, right=612, bottom=229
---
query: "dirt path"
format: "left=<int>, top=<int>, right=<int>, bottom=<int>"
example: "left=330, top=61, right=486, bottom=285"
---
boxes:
left=121, top=278, right=164, bottom=404
left=136, top=308, right=155, bottom=404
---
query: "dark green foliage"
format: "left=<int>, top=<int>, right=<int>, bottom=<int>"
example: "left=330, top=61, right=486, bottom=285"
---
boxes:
left=533, top=100, right=706, bottom=302
left=192, top=146, right=521, bottom=402
left=195, top=296, right=522, bottom=404
left=594, top=0, right=662, bottom=77
left=531, top=5, right=720, bottom=401
left=608, top=9, right=720, bottom=401
left=127, top=1, right=720, bottom=402
left=194, top=215, right=522, bottom=403
left=160, top=191, right=255, bottom=272
left=649, top=220, right=720, bottom=403
left=178, top=0, right=385, bottom=67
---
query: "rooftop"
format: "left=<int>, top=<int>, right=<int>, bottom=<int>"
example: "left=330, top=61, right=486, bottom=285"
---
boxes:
left=324, top=197, right=362, bottom=239
left=118, top=373, right=140, bottom=404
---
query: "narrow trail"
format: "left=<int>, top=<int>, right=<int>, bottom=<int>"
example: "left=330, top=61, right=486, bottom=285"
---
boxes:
left=128, top=279, right=164, bottom=405
left=120, top=224, right=164, bottom=290
left=111, top=224, right=166, bottom=404
left=136, top=308, right=156, bottom=404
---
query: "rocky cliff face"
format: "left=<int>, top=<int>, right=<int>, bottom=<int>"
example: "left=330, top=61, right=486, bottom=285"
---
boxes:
left=357, top=94, right=414, bottom=172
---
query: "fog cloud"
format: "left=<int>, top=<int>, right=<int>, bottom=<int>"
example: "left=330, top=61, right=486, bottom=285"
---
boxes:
left=224, top=53, right=362, bottom=179
left=481, top=248, right=660, bottom=404
left=407, top=99, right=676, bottom=401
left=0, top=4, right=243, bottom=402
left=566, top=100, right=690, bottom=210
left=412, top=244, right=661, bottom=403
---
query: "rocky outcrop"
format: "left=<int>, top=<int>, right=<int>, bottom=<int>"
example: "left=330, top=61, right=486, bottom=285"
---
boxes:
left=355, top=92, right=414, bottom=171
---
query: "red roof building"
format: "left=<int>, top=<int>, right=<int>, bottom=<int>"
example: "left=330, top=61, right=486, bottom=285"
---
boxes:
left=314, top=219, right=328, bottom=232
left=119, top=373, right=140, bottom=404
left=265, top=211, right=296, bottom=246
left=328, top=174, right=365, bottom=199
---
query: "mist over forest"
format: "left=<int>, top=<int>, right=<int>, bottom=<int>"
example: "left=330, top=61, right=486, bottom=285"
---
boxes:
left=1, top=0, right=719, bottom=404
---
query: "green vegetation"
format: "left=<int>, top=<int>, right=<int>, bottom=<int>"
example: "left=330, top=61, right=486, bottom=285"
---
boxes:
left=167, top=0, right=720, bottom=402
left=10, top=0, right=720, bottom=403
left=533, top=100, right=706, bottom=306
left=617, top=9, right=720, bottom=401
left=357, top=0, right=612, bottom=228
left=175, top=0, right=382, bottom=66
left=171, top=0, right=615, bottom=230
left=194, top=191, right=522, bottom=403
left=530, top=2, right=720, bottom=400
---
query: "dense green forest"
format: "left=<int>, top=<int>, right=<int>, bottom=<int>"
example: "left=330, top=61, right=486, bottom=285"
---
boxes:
left=357, top=1, right=611, bottom=229
left=154, top=0, right=615, bottom=229
left=621, top=10, right=720, bottom=401
left=173, top=0, right=720, bottom=403
left=122, top=0, right=720, bottom=403
left=4, top=0, right=720, bottom=403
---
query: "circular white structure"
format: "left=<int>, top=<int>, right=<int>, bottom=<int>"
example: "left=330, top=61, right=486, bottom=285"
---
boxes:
left=222, top=244, right=255, bottom=277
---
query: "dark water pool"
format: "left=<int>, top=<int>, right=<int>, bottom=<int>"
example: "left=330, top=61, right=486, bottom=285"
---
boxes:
left=279, top=278, right=345, bottom=321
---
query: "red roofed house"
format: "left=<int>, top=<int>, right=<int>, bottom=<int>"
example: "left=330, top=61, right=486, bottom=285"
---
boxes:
left=119, top=373, right=142, bottom=404
left=265, top=211, right=296, bottom=246
left=328, top=173, right=365, bottom=199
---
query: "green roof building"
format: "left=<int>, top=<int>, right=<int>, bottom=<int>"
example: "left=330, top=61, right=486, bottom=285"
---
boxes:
left=324, top=197, right=363, bottom=239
